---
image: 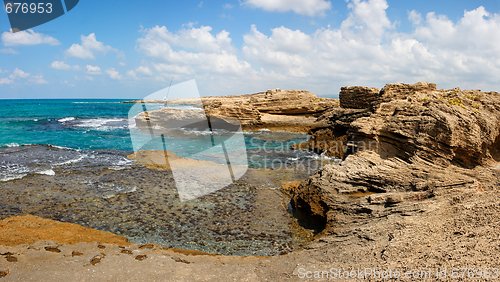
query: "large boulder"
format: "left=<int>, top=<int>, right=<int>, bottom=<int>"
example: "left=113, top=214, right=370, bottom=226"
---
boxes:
left=290, top=82, right=500, bottom=235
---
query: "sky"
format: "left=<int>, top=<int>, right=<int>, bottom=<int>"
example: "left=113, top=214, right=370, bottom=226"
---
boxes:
left=0, top=0, right=500, bottom=99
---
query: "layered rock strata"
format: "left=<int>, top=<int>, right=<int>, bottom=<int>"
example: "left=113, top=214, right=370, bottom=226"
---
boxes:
left=290, top=82, right=500, bottom=239
left=135, top=89, right=338, bottom=132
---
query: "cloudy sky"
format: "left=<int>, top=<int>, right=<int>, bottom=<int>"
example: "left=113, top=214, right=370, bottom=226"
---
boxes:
left=1, top=0, right=499, bottom=98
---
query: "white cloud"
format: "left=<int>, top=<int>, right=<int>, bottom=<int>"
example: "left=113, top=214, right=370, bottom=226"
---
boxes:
left=244, top=0, right=331, bottom=16
left=137, top=25, right=251, bottom=78
left=50, top=60, right=79, bottom=71
left=408, top=10, right=422, bottom=25
left=0, top=68, right=47, bottom=85
left=340, top=0, right=392, bottom=43
left=241, top=1, right=500, bottom=92
left=127, top=66, right=153, bottom=78
left=10, top=68, right=29, bottom=79
left=1, top=29, right=59, bottom=46
left=85, top=65, right=102, bottom=75
left=106, top=68, right=122, bottom=80
left=66, top=33, right=113, bottom=59
left=131, top=1, right=500, bottom=95
left=30, top=75, right=48, bottom=84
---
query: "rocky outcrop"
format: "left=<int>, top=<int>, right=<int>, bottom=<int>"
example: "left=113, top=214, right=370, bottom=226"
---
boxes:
left=135, top=89, right=338, bottom=132
left=0, top=215, right=129, bottom=246
left=290, top=82, right=500, bottom=238
left=339, top=86, right=380, bottom=110
left=306, top=82, right=500, bottom=166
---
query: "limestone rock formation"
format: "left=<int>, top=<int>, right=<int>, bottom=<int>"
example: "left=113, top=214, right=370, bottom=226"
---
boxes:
left=135, top=89, right=338, bottom=132
left=339, top=86, right=380, bottom=110
left=290, top=82, right=500, bottom=239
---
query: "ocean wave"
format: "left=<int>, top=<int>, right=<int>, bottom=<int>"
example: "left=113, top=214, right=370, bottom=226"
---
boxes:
left=58, top=117, right=76, bottom=123
left=0, top=174, right=27, bottom=182
left=36, top=169, right=55, bottom=176
left=0, top=164, right=30, bottom=182
left=0, top=145, right=133, bottom=182
left=305, top=153, right=339, bottom=161
left=53, top=155, right=86, bottom=166
left=63, top=118, right=129, bottom=131
left=4, top=143, right=21, bottom=148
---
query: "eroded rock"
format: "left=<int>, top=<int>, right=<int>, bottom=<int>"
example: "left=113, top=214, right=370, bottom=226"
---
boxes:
left=290, top=82, right=500, bottom=237
left=135, top=89, right=338, bottom=133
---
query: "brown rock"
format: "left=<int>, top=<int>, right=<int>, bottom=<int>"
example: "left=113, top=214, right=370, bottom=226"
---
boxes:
left=5, top=255, right=17, bottom=262
left=135, top=89, right=338, bottom=133
left=71, top=251, right=83, bottom=257
left=0, top=215, right=130, bottom=246
left=138, top=244, right=154, bottom=249
left=90, top=254, right=104, bottom=265
left=339, top=86, right=380, bottom=110
left=44, top=247, right=61, bottom=253
left=291, top=82, right=500, bottom=237
left=135, top=255, right=147, bottom=261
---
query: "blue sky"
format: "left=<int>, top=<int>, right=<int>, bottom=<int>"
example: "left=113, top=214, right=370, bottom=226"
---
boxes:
left=1, top=0, right=500, bottom=98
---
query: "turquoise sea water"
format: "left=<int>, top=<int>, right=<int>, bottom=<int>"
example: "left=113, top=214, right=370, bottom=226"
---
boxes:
left=0, top=99, right=322, bottom=174
left=0, top=99, right=135, bottom=150
left=0, top=99, right=323, bottom=254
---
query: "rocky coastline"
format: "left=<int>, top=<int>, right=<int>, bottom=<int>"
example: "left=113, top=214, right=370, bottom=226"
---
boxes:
left=1, top=82, right=499, bottom=281
left=134, top=89, right=338, bottom=132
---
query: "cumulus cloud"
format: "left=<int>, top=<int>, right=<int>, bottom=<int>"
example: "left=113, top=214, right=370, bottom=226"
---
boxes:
left=244, top=0, right=331, bottom=16
left=242, top=0, right=500, bottom=92
left=10, top=68, right=29, bottom=79
left=106, top=68, right=122, bottom=80
left=132, top=0, right=500, bottom=95
left=85, top=65, right=102, bottom=75
left=137, top=25, right=251, bottom=78
left=127, top=66, right=153, bottom=78
left=66, top=33, right=113, bottom=59
left=0, top=68, right=47, bottom=85
left=1, top=29, right=59, bottom=46
left=50, top=60, right=79, bottom=71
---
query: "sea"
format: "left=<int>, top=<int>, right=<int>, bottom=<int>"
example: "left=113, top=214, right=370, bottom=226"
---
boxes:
left=0, top=99, right=336, bottom=254
left=0, top=99, right=329, bottom=182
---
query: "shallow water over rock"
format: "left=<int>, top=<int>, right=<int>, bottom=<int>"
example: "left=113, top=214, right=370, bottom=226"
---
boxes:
left=0, top=145, right=329, bottom=256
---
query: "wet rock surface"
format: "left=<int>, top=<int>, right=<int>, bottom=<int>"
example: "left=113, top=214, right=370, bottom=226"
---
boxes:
left=0, top=151, right=315, bottom=256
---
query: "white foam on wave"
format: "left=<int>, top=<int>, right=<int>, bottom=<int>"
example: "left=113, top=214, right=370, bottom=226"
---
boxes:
left=36, top=169, right=55, bottom=176
left=58, top=117, right=76, bottom=123
left=306, top=153, right=339, bottom=161
left=53, top=155, right=86, bottom=166
left=0, top=164, right=30, bottom=182
left=73, top=118, right=128, bottom=131
left=0, top=174, right=27, bottom=182
left=4, top=143, right=20, bottom=148
left=108, top=158, right=133, bottom=170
